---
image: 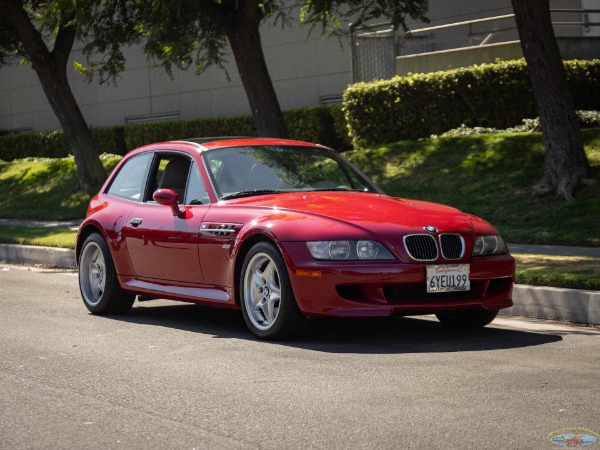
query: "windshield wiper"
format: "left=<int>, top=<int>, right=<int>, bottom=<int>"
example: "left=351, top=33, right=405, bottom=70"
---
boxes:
left=310, top=188, right=364, bottom=192
left=220, top=189, right=285, bottom=200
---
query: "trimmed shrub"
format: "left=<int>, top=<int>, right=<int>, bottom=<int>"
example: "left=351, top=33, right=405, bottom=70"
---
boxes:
left=91, top=126, right=127, bottom=155
left=329, top=103, right=352, bottom=149
left=286, top=106, right=350, bottom=148
left=124, top=107, right=344, bottom=151
left=344, top=59, right=600, bottom=147
left=0, top=130, right=68, bottom=161
left=0, top=126, right=126, bottom=161
left=286, top=107, right=333, bottom=145
left=0, top=106, right=346, bottom=161
left=124, top=115, right=257, bottom=150
left=564, top=60, right=600, bottom=111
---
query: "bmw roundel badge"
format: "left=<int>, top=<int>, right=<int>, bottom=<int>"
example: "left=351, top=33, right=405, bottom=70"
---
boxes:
left=424, top=225, right=437, bottom=233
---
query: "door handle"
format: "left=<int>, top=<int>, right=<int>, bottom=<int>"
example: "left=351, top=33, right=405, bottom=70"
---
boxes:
left=130, top=218, right=143, bottom=227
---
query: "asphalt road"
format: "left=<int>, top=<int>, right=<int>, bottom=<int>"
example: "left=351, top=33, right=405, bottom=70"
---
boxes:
left=1, top=264, right=599, bottom=450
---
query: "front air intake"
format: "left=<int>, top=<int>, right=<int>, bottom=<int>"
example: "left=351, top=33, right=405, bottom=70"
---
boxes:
left=403, top=234, right=438, bottom=261
left=440, top=234, right=465, bottom=260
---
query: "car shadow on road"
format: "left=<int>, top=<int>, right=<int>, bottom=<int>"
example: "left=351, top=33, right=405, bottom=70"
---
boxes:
left=109, top=301, right=563, bottom=354
left=295, top=316, right=563, bottom=354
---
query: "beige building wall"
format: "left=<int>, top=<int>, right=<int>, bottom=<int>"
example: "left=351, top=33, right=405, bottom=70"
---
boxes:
left=393, top=0, right=594, bottom=77
left=1, top=1, right=595, bottom=132
left=396, top=42, right=524, bottom=76
left=0, top=18, right=353, bottom=132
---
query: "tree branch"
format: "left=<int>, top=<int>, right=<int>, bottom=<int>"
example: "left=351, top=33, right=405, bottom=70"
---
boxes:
left=0, top=0, right=52, bottom=67
left=52, top=13, right=77, bottom=69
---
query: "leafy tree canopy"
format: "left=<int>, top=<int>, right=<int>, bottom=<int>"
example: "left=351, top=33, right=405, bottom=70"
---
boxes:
left=76, top=0, right=428, bottom=137
left=0, top=1, right=98, bottom=64
left=0, top=0, right=107, bottom=188
left=78, top=0, right=429, bottom=83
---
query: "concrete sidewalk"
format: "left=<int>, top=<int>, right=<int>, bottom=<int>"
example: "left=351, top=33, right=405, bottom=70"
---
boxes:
left=0, top=218, right=82, bottom=229
left=507, top=243, right=600, bottom=258
left=0, top=219, right=599, bottom=326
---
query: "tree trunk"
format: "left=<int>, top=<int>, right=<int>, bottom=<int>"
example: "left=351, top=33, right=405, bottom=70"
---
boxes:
left=222, top=2, right=288, bottom=138
left=511, top=0, right=593, bottom=201
left=34, top=64, right=107, bottom=189
left=1, top=0, right=105, bottom=190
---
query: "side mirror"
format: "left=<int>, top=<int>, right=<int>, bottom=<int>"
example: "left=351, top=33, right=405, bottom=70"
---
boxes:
left=153, top=189, right=184, bottom=217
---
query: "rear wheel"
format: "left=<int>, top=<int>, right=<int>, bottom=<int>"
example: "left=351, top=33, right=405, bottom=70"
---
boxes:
left=240, top=242, right=307, bottom=340
left=435, top=309, right=499, bottom=328
left=78, top=233, right=135, bottom=314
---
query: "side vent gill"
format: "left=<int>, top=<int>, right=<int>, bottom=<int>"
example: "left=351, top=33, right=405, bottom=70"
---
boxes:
left=201, top=223, right=239, bottom=237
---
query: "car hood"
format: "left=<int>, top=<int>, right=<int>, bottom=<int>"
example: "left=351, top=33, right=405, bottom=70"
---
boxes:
left=224, top=191, right=476, bottom=238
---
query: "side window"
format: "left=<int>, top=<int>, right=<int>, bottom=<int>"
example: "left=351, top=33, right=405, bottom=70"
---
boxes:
left=185, top=164, right=209, bottom=205
left=145, top=154, right=191, bottom=204
left=107, top=152, right=152, bottom=201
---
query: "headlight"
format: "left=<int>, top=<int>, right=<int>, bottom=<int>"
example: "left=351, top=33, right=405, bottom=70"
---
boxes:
left=472, top=235, right=507, bottom=256
left=307, top=241, right=395, bottom=260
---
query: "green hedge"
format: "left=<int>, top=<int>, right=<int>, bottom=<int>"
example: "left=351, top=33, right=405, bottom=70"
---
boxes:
left=92, top=126, right=126, bottom=155
left=125, top=107, right=346, bottom=150
left=124, top=114, right=256, bottom=150
left=0, top=106, right=347, bottom=161
left=329, top=104, right=352, bottom=149
left=286, top=107, right=340, bottom=147
left=0, top=126, right=126, bottom=161
left=0, top=130, right=68, bottom=160
left=344, top=59, right=600, bottom=147
left=2, top=59, right=599, bottom=160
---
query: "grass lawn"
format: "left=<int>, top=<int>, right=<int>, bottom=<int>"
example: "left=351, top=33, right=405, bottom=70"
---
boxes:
left=347, top=128, right=600, bottom=247
left=0, top=154, right=121, bottom=220
left=514, top=254, right=600, bottom=290
left=1, top=130, right=599, bottom=290
left=2, top=131, right=598, bottom=244
left=0, top=225, right=77, bottom=249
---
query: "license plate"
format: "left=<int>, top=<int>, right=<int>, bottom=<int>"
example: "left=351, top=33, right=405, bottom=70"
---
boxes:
left=426, top=264, right=470, bottom=293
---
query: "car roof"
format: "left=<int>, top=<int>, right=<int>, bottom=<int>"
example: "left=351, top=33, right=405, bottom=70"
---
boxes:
left=180, top=136, right=254, bottom=145
left=170, top=137, right=327, bottom=151
left=124, top=137, right=332, bottom=160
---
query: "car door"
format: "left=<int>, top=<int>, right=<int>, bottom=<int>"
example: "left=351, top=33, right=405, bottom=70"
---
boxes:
left=122, top=152, right=210, bottom=284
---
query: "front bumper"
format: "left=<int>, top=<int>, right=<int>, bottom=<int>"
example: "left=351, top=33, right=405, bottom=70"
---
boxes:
left=280, top=242, right=515, bottom=317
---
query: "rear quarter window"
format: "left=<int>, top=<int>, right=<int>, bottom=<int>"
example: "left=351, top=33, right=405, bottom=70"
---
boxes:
left=107, top=152, right=152, bottom=201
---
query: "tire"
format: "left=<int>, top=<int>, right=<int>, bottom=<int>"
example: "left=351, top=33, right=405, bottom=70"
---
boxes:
left=78, top=233, right=135, bottom=315
left=435, top=309, right=499, bottom=329
left=239, top=241, right=307, bottom=340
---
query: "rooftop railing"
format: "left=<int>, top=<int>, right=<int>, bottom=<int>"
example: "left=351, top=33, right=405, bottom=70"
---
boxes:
left=351, top=8, right=600, bottom=81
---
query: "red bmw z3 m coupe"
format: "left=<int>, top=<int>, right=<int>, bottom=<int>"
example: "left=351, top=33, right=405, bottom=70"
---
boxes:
left=77, top=137, right=515, bottom=339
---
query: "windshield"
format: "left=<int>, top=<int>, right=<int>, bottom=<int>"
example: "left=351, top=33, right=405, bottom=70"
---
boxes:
left=203, top=146, right=378, bottom=200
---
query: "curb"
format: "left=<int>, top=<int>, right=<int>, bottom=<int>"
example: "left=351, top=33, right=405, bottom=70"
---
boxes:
left=1, top=243, right=599, bottom=326
left=0, top=243, right=76, bottom=268
left=500, top=284, right=600, bottom=325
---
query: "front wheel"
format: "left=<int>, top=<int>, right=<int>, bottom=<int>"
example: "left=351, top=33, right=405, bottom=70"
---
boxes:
left=435, top=309, right=499, bottom=329
left=78, top=233, right=135, bottom=314
left=240, top=241, right=307, bottom=340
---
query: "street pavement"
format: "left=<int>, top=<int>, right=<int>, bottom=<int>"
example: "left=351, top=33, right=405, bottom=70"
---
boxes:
left=1, top=264, right=599, bottom=450
left=0, top=219, right=599, bottom=325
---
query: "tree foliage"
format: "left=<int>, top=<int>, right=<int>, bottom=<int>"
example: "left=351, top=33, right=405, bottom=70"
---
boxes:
left=0, top=0, right=106, bottom=189
left=80, top=0, right=429, bottom=137
left=81, top=0, right=429, bottom=81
